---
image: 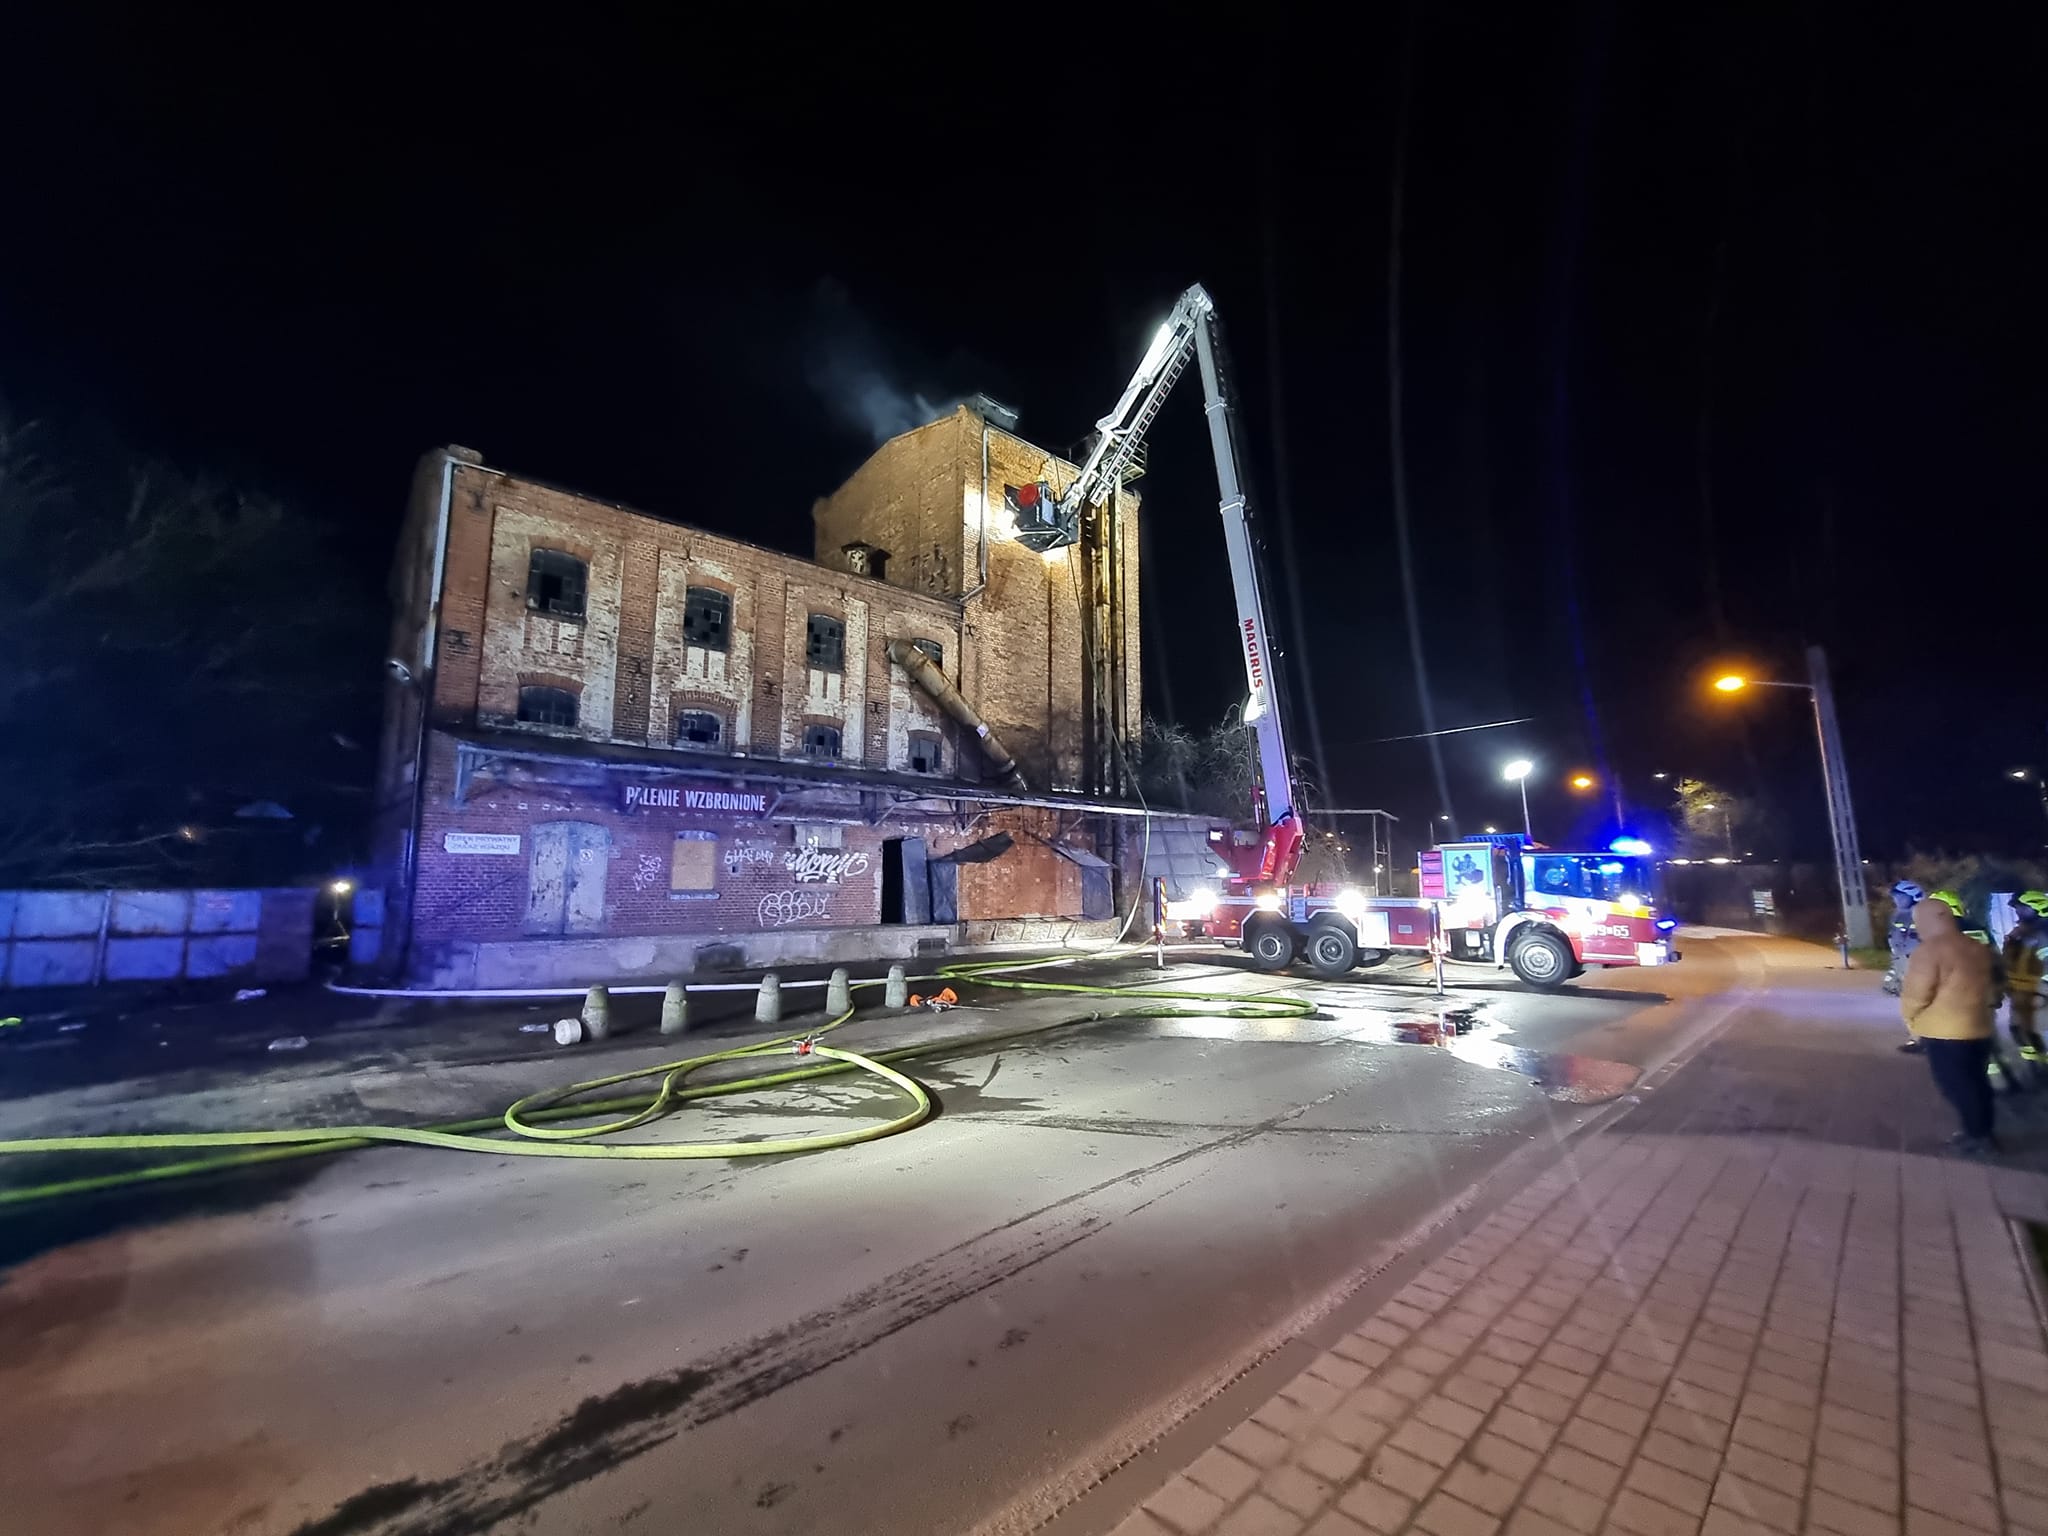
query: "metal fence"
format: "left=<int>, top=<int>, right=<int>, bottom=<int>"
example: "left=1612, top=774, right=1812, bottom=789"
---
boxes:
left=0, top=888, right=318, bottom=988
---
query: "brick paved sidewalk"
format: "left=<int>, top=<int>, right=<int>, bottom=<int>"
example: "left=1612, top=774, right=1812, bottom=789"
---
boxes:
left=1112, top=1134, right=2048, bottom=1536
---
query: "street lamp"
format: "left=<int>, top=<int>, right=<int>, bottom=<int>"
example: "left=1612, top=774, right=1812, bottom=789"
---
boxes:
left=1502, top=759, right=1534, bottom=840
left=1570, top=774, right=1595, bottom=791
left=1711, top=648, right=1871, bottom=947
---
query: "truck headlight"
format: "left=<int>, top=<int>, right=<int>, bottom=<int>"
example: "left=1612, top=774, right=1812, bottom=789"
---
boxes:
left=1333, top=888, right=1367, bottom=921
left=1254, top=890, right=1284, bottom=912
left=1188, top=885, right=1217, bottom=916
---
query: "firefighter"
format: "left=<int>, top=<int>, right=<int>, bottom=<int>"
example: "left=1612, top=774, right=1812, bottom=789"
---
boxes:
left=1885, top=879, right=1924, bottom=1010
left=1929, top=889, right=2020, bottom=1089
left=1900, top=897, right=2002, bottom=1154
left=2005, top=892, right=2048, bottom=1061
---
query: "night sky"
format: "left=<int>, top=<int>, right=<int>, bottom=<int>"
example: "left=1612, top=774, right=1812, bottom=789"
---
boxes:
left=4, top=7, right=2043, bottom=866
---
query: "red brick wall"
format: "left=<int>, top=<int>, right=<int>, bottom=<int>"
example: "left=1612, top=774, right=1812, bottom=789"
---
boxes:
left=809, top=409, right=1142, bottom=793
left=409, top=735, right=1086, bottom=945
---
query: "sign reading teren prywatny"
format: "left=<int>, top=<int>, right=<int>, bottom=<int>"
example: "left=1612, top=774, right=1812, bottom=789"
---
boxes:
left=444, top=831, right=522, bottom=855
left=620, top=784, right=769, bottom=815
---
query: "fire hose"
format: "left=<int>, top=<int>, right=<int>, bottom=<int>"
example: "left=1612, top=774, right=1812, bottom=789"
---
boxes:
left=0, top=954, right=1316, bottom=1206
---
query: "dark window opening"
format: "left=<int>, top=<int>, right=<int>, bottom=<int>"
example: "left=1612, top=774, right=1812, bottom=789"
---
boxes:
left=518, top=685, right=579, bottom=728
left=910, top=638, right=944, bottom=669
left=907, top=731, right=942, bottom=774
left=806, top=614, right=845, bottom=672
left=803, top=724, right=842, bottom=759
left=682, top=587, right=731, bottom=650
left=674, top=710, right=723, bottom=749
left=526, top=549, right=587, bottom=619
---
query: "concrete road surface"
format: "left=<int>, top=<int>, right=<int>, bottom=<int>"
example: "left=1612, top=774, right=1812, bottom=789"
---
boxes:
left=0, top=936, right=1800, bottom=1536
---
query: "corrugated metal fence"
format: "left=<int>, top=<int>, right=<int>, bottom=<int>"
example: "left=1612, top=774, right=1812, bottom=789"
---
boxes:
left=0, top=888, right=318, bottom=988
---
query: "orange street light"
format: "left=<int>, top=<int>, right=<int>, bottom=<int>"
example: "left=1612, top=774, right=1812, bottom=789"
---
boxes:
left=1713, top=675, right=1746, bottom=692
left=1570, top=774, right=1595, bottom=790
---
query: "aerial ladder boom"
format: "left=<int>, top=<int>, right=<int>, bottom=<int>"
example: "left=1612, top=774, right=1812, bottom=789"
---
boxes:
left=1020, top=284, right=1303, bottom=885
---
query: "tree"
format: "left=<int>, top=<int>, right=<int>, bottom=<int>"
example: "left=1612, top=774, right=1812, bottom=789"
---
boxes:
left=1133, top=711, right=1353, bottom=883
left=1672, top=777, right=1752, bottom=860
left=0, top=408, right=378, bottom=886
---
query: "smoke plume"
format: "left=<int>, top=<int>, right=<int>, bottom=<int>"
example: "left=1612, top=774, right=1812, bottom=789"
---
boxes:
left=801, top=280, right=963, bottom=445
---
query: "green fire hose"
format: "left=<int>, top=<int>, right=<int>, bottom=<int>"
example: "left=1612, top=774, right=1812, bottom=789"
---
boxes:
left=0, top=953, right=1315, bottom=1206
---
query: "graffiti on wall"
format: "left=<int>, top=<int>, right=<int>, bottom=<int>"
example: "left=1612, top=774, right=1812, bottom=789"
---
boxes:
left=632, top=853, right=665, bottom=893
left=784, top=848, right=871, bottom=884
left=724, top=842, right=777, bottom=875
left=758, top=889, right=830, bottom=927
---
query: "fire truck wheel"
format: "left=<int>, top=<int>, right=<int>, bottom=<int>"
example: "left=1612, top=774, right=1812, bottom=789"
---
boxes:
left=1306, top=923, right=1358, bottom=978
left=1246, top=922, right=1294, bottom=972
left=1507, top=928, right=1573, bottom=990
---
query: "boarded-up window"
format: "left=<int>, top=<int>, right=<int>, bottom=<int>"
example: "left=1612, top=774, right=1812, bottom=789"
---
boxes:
left=671, top=830, right=718, bottom=898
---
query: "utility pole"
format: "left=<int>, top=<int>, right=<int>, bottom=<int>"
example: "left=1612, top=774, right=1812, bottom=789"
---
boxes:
left=1807, top=645, right=1871, bottom=948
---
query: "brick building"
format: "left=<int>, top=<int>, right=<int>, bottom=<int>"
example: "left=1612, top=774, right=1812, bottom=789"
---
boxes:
left=369, top=404, right=1170, bottom=987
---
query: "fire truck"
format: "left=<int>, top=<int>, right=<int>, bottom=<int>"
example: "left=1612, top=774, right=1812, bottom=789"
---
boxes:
left=1014, top=283, right=1679, bottom=991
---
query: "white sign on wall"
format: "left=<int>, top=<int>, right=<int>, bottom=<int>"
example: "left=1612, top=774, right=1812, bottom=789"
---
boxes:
left=444, top=832, right=523, bottom=856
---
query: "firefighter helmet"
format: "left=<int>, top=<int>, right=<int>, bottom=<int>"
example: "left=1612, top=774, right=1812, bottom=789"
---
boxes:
left=1892, top=880, right=1925, bottom=903
left=2017, top=891, right=2048, bottom=919
left=1928, top=889, right=1966, bottom=917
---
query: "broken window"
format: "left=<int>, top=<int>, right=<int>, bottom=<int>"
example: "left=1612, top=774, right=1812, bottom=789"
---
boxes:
left=907, top=731, right=943, bottom=775
left=806, top=613, right=845, bottom=672
left=517, top=685, right=579, bottom=728
left=803, top=723, right=842, bottom=759
left=526, top=549, right=587, bottom=619
left=673, top=710, right=722, bottom=749
left=910, top=638, right=944, bottom=670
left=682, top=587, right=730, bottom=650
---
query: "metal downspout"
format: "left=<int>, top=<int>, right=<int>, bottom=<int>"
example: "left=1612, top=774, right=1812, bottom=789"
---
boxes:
left=886, top=639, right=1026, bottom=791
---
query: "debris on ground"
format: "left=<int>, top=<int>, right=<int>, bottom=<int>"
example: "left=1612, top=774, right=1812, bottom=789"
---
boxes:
left=906, top=988, right=960, bottom=1012
left=518, top=1022, right=552, bottom=1033
left=552, top=1018, right=583, bottom=1046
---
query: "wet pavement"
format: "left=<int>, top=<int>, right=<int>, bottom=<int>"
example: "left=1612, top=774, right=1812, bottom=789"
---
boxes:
left=0, top=937, right=1780, bottom=1536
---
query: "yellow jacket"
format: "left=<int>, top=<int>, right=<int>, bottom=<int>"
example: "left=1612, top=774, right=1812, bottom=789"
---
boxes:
left=1901, top=901, right=1998, bottom=1040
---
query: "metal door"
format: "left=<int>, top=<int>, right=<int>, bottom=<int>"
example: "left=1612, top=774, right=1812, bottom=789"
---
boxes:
left=525, top=824, right=570, bottom=933
left=565, top=824, right=610, bottom=933
left=526, top=822, right=610, bottom=934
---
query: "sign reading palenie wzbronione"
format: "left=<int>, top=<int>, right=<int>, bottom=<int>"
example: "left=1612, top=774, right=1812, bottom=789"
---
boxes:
left=619, top=784, right=769, bottom=815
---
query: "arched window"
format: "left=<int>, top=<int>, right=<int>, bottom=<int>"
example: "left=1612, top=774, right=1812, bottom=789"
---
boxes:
left=803, top=723, right=842, bottom=759
left=674, top=710, right=723, bottom=749
left=517, top=685, right=579, bottom=728
left=526, top=549, right=587, bottom=619
left=910, top=638, right=944, bottom=669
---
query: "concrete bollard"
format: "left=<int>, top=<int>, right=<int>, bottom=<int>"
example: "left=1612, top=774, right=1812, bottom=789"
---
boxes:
left=580, top=984, right=611, bottom=1041
left=826, top=967, right=852, bottom=1016
left=885, top=963, right=908, bottom=1009
left=660, top=980, right=689, bottom=1036
left=755, top=972, right=782, bottom=1026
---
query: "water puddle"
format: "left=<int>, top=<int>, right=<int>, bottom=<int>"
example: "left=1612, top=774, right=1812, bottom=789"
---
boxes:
left=1349, top=1002, right=1641, bottom=1104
